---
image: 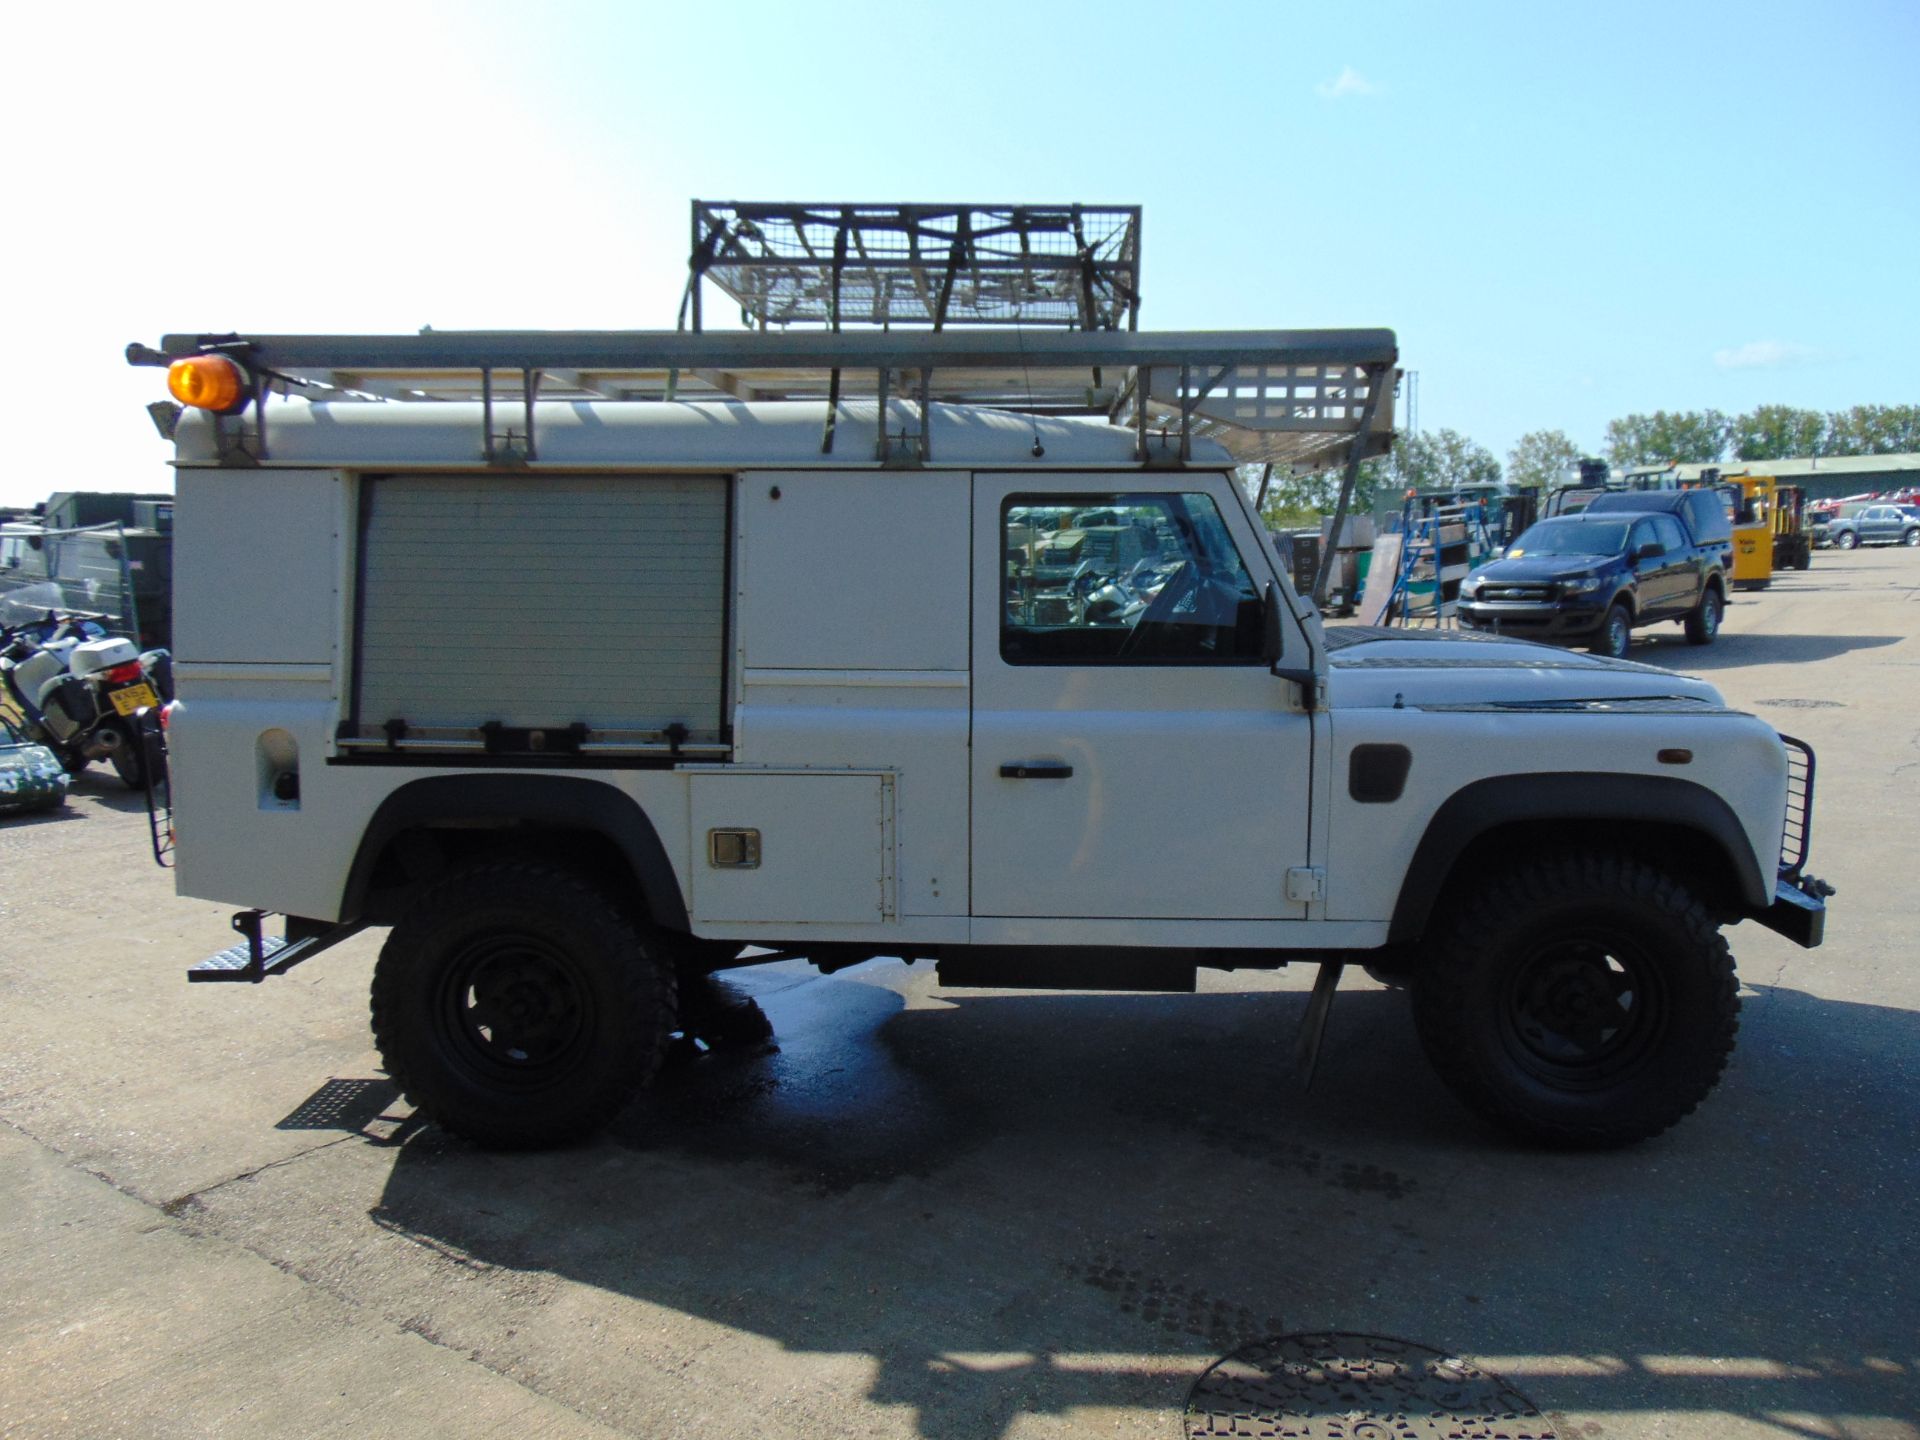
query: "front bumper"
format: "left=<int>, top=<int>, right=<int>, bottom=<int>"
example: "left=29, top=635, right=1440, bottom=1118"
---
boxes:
left=1753, top=873, right=1830, bottom=948
left=1456, top=596, right=1609, bottom=641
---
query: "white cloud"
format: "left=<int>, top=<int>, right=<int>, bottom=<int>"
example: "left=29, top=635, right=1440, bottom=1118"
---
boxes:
left=1316, top=66, right=1378, bottom=100
left=1712, top=340, right=1821, bottom=370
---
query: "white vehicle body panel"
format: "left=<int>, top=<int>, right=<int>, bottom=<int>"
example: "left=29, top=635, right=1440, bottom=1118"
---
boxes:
left=161, top=399, right=1794, bottom=960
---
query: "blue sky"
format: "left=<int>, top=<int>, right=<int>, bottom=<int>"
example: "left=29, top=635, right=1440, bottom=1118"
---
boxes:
left=5, top=0, right=1914, bottom=506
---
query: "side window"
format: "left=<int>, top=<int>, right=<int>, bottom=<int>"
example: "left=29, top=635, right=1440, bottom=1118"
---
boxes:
left=1652, top=515, right=1687, bottom=551
left=1002, top=492, right=1265, bottom=664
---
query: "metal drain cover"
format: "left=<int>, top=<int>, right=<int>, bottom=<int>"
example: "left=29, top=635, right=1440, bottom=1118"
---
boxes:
left=1185, top=1332, right=1556, bottom=1439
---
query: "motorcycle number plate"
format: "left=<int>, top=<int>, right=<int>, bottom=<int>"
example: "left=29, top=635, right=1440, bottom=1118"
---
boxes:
left=110, top=683, right=158, bottom=716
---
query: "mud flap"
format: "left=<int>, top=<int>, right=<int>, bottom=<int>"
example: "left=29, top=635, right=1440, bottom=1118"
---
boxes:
left=1293, top=960, right=1345, bottom=1089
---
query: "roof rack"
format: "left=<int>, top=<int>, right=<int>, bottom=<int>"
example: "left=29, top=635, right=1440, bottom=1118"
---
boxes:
left=128, top=327, right=1398, bottom=473
left=680, top=202, right=1141, bottom=332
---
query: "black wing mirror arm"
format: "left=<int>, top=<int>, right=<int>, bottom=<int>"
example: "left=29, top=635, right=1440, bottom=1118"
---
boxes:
left=1263, top=582, right=1320, bottom=712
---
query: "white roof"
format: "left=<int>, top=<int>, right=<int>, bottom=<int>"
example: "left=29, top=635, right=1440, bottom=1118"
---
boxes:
left=174, top=398, right=1233, bottom=471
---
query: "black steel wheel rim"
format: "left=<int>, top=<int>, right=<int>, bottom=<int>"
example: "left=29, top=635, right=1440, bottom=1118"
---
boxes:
left=1497, top=934, right=1666, bottom=1086
left=1605, top=610, right=1629, bottom=655
left=432, top=931, right=590, bottom=1086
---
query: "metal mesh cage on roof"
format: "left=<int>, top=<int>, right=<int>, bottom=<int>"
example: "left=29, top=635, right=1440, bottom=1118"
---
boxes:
left=684, top=202, right=1141, bottom=332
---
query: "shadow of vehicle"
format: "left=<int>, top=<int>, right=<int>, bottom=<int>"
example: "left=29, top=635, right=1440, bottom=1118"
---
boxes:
left=64, top=770, right=155, bottom=814
left=1630, top=631, right=1904, bottom=671
left=342, top=961, right=1919, bottom=1438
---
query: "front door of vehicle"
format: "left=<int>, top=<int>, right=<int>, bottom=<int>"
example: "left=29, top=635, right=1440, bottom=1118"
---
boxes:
left=969, top=475, right=1314, bottom=921
left=1646, top=514, right=1694, bottom=614
left=1628, top=520, right=1675, bottom=616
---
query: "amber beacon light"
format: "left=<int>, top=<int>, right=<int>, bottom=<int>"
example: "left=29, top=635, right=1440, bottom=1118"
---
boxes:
left=167, top=354, right=249, bottom=413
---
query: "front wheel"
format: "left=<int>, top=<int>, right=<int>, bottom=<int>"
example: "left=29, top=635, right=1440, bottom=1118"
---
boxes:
left=371, top=861, right=676, bottom=1149
left=1836, top=531, right=1859, bottom=550
left=1589, top=602, right=1632, bottom=659
left=1684, top=586, right=1722, bottom=646
left=1410, top=852, right=1738, bottom=1147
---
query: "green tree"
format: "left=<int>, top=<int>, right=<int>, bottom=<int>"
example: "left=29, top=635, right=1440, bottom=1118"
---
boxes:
left=1506, top=429, right=1584, bottom=491
left=1603, top=410, right=1731, bottom=466
left=1824, top=404, right=1920, bottom=455
left=1731, top=406, right=1828, bottom=460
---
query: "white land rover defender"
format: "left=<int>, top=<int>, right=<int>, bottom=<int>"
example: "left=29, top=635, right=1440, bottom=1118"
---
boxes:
left=128, top=326, right=1830, bottom=1151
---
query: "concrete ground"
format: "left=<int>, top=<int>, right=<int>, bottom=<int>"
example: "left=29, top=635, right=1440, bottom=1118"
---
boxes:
left=2, top=551, right=1916, bottom=1440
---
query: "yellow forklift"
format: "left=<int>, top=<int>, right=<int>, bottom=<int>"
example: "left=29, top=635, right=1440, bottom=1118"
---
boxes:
left=1772, top=484, right=1813, bottom=571
left=1728, top=473, right=1776, bottom=590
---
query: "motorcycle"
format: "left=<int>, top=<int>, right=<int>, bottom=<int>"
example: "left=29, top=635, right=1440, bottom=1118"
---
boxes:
left=0, top=612, right=174, bottom=789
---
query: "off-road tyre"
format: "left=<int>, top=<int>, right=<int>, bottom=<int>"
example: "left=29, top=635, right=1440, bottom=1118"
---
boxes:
left=1589, top=602, right=1632, bottom=659
left=371, top=861, right=675, bottom=1149
left=1793, top=549, right=1812, bottom=572
left=1683, top=584, right=1723, bottom=646
left=1410, top=851, right=1738, bottom=1147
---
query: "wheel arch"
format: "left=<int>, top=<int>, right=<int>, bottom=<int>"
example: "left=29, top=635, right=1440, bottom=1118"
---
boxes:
left=1386, top=772, right=1768, bottom=947
left=341, top=774, right=689, bottom=931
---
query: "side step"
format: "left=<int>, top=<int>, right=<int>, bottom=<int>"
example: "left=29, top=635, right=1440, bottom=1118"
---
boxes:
left=189, top=910, right=364, bottom=984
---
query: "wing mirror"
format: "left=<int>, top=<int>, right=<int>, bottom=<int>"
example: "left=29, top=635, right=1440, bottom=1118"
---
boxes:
left=1635, top=541, right=1666, bottom=561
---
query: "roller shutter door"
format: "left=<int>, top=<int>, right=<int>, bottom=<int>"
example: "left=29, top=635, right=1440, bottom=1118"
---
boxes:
left=353, top=473, right=728, bottom=741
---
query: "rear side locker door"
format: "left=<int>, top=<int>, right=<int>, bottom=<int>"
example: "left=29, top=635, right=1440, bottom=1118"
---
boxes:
left=346, top=473, right=730, bottom=753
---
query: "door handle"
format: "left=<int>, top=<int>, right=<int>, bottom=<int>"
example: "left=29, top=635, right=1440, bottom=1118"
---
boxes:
left=1000, top=761, right=1073, bottom=779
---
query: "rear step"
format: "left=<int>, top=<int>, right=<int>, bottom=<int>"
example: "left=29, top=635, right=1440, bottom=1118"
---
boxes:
left=189, top=910, right=364, bottom=983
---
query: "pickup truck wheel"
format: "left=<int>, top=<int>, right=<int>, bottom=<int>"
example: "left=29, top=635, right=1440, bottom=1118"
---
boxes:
left=1835, top=531, right=1859, bottom=550
left=1589, top=603, right=1632, bottom=659
left=1410, top=852, right=1738, bottom=1147
left=371, top=862, right=675, bottom=1149
left=1683, top=585, right=1722, bottom=646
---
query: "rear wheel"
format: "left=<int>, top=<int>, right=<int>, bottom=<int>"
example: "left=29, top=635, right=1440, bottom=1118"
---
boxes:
left=371, top=861, right=675, bottom=1149
left=1410, top=851, right=1738, bottom=1147
left=1904, top=528, right=1920, bottom=547
left=1589, top=602, right=1632, bottom=659
left=108, top=731, right=145, bottom=789
left=1684, top=585, right=1722, bottom=646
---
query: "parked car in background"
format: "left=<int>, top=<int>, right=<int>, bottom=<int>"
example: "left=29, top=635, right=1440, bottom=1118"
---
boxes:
left=1456, top=509, right=1726, bottom=657
left=0, top=715, right=70, bottom=814
left=1824, top=504, right=1920, bottom=550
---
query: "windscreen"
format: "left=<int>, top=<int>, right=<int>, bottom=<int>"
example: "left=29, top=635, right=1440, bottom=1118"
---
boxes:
left=1510, top=519, right=1629, bottom=556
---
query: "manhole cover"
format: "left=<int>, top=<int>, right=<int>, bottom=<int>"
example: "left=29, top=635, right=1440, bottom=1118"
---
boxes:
left=1757, top=698, right=1845, bottom=709
left=1185, top=1332, right=1556, bottom=1439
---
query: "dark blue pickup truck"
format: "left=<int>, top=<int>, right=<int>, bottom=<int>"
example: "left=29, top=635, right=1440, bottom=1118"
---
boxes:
left=1456, top=493, right=1730, bottom=657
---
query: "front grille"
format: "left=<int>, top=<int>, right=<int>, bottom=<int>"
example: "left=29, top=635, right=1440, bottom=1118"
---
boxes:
left=1779, top=734, right=1815, bottom=875
left=1480, top=584, right=1554, bottom=603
